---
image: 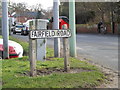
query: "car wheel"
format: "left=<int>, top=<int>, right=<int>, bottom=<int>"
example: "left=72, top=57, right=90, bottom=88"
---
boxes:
left=21, top=31, right=24, bottom=35
left=13, top=31, right=16, bottom=34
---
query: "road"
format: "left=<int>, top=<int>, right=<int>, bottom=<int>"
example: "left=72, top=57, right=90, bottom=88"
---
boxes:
left=76, top=34, right=118, bottom=72
left=12, top=33, right=118, bottom=72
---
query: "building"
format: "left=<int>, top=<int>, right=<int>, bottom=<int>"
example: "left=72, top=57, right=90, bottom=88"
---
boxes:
left=12, top=11, right=44, bottom=23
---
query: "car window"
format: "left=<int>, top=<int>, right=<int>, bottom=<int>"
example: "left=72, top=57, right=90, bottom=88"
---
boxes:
left=62, top=18, right=69, bottom=23
left=16, top=26, right=24, bottom=28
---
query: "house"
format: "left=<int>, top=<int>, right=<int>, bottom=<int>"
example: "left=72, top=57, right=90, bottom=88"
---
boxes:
left=12, top=11, right=44, bottom=23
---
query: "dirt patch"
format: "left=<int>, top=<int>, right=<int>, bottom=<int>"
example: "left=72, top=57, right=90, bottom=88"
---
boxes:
left=96, top=67, right=119, bottom=88
left=22, top=68, right=94, bottom=76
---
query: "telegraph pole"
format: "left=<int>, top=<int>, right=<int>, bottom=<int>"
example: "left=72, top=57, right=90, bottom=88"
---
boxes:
left=69, top=0, right=76, bottom=57
left=53, top=0, right=60, bottom=57
left=2, top=0, right=9, bottom=59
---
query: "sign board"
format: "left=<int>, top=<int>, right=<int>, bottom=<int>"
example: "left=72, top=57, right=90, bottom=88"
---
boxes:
left=29, top=29, right=71, bottom=39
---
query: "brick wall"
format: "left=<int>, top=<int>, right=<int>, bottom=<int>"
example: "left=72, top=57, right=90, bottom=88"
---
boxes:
left=76, top=24, right=118, bottom=34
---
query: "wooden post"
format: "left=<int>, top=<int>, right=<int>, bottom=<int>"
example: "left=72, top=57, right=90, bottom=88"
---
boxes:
left=29, top=38, right=37, bottom=77
left=62, top=24, right=70, bottom=72
left=63, top=37, right=70, bottom=72
left=29, top=19, right=37, bottom=77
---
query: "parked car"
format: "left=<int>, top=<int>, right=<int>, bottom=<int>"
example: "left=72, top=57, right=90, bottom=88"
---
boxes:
left=11, top=26, right=15, bottom=32
left=48, top=16, right=69, bottom=29
left=21, top=25, right=29, bottom=35
left=59, top=16, right=69, bottom=29
left=0, top=39, right=23, bottom=59
left=13, top=25, right=24, bottom=34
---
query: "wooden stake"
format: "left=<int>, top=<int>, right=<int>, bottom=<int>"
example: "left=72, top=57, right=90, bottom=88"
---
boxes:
left=63, top=38, right=70, bottom=72
left=29, top=38, right=37, bottom=77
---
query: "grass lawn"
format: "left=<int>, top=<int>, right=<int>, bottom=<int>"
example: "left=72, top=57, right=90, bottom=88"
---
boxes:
left=1, top=36, right=106, bottom=88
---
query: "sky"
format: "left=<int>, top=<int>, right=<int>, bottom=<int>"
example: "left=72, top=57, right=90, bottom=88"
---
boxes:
left=10, top=0, right=53, bottom=10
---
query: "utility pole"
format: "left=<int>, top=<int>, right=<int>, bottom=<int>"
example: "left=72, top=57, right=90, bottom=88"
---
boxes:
left=69, top=0, right=76, bottom=57
left=8, top=0, right=12, bottom=35
left=53, top=0, right=60, bottom=57
left=2, top=0, right=9, bottom=59
left=62, top=24, right=70, bottom=72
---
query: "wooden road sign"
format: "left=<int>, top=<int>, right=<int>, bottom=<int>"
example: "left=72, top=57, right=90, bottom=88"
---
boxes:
left=29, top=29, right=71, bottom=76
left=29, top=29, right=71, bottom=39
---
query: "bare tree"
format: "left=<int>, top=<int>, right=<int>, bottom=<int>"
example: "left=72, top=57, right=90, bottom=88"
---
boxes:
left=29, top=4, right=42, bottom=11
left=43, top=7, right=53, bottom=19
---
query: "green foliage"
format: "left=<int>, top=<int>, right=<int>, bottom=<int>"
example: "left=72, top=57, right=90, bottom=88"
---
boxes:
left=0, top=35, right=2, bottom=38
left=46, top=47, right=54, bottom=58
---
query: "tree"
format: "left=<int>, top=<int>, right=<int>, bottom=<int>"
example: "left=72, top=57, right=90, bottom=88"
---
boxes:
left=115, top=2, right=120, bottom=23
left=60, top=2, right=69, bottom=17
left=42, top=7, right=53, bottom=19
left=29, top=4, right=42, bottom=11
left=9, top=2, right=28, bottom=14
left=9, top=2, right=43, bottom=22
left=60, top=2, right=96, bottom=24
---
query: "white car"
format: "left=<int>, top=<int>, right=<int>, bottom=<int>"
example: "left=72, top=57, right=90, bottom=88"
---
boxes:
left=13, top=25, right=24, bottom=34
left=21, top=25, right=29, bottom=35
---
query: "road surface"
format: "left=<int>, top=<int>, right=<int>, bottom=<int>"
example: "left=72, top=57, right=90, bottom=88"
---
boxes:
left=12, top=33, right=118, bottom=72
left=76, top=34, right=118, bottom=72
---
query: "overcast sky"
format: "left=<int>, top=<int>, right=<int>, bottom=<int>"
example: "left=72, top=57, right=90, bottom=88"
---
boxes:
left=10, top=0, right=53, bottom=10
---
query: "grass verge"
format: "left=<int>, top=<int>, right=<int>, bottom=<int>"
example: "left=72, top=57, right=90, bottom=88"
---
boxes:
left=2, top=56, right=106, bottom=88
left=1, top=36, right=106, bottom=88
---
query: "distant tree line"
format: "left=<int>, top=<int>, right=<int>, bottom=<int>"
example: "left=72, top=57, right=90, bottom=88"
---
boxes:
left=60, top=2, right=120, bottom=24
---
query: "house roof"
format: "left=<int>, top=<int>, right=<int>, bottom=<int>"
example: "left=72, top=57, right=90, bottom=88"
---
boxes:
left=13, top=11, right=43, bottom=18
